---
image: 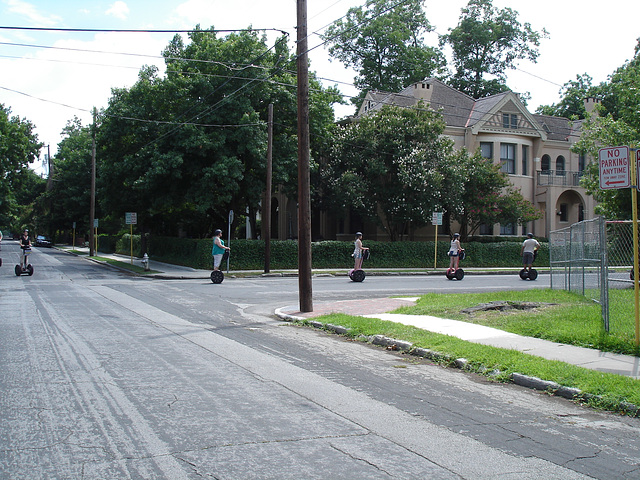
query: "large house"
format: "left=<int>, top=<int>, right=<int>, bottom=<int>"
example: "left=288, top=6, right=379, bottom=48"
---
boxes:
left=354, top=78, right=595, bottom=240
left=269, top=78, right=596, bottom=241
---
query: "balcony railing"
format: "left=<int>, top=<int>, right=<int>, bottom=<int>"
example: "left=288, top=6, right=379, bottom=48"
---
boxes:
left=537, top=170, right=583, bottom=187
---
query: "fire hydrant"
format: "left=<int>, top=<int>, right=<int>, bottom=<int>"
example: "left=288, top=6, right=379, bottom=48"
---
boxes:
left=141, top=253, right=149, bottom=271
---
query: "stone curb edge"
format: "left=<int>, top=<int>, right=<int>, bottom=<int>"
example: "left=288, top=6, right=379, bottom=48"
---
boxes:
left=274, top=308, right=640, bottom=417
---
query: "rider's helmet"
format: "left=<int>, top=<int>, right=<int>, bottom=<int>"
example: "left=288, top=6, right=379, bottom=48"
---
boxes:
left=355, top=232, right=362, bottom=238
left=214, top=229, right=222, bottom=236
left=453, top=233, right=459, bottom=238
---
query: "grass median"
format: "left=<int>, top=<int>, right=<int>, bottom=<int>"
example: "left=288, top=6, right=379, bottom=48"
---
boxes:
left=307, top=289, right=640, bottom=415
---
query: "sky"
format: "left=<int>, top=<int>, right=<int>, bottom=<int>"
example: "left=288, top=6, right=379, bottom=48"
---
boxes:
left=1, top=0, right=640, bottom=173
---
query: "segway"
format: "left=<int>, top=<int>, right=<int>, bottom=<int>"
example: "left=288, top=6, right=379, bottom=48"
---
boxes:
left=15, top=247, right=34, bottom=276
left=445, top=249, right=465, bottom=280
left=349, top=249, right=369, bottom=282
left=210, top=250, right=229, bottom=284
left=519, top=250, right=538, bottom=281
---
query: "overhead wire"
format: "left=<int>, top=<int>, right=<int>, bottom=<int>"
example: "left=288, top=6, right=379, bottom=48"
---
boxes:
left=0, top=3, right=587, bottom=145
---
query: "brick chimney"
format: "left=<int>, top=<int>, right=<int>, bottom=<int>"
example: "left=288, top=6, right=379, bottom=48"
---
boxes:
left=584, top=97, right=601, bottom=115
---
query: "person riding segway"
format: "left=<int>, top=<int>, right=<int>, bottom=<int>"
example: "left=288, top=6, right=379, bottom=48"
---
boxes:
left=520, top=232, right=540, bottom=280
left=446, top=233, right=465, bottom=280
left=349, top=232, right=369, bottom=282
left=210, top=229, right=230, bottom=284
left=15, top=229, right=33, bottom=276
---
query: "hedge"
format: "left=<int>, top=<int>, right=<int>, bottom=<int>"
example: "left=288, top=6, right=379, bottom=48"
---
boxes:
left=112, top=235, right=548, bottom=270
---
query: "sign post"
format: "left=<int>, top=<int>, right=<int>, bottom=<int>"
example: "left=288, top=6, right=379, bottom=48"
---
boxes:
left=125, top=212, right=137, bottom=264
left=598, top=146, right=638, bottom=346
left=431, top=212, right=443, bottom=269
left=632, top=150, right=640, bottom=346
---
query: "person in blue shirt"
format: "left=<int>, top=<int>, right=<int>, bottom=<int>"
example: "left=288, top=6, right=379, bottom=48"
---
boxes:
left=212, top=229, right=230, bottom=271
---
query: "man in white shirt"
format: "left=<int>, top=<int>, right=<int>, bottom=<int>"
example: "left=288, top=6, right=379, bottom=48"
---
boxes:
left=521, top=233, right=540, bottom=273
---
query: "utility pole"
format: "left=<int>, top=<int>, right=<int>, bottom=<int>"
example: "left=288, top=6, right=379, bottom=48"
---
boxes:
left=89, top=108, right=97, bottom=256
left=297, top=0, right=313, bottom=312
left=264, top=103, right=273, bottom=273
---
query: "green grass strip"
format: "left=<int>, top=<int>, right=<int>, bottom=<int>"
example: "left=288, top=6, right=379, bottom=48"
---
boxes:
left=304, top=309, right=640, bottom=415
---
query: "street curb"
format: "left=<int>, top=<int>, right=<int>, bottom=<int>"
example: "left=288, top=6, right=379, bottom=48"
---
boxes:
left=274, top=308, right=640, bottom=417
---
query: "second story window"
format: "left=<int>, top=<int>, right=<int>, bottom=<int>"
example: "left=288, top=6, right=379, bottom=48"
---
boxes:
left=541, top=154, right=551, bottom=172
left=522, top=145, right=529, bottom=176
left=556, top=155, right=566, bottom=176
left=500, top=143, right=516, bottom=174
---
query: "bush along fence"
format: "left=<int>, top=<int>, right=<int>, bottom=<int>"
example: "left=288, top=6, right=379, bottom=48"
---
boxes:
left=104, top=234, right=548, bottom=271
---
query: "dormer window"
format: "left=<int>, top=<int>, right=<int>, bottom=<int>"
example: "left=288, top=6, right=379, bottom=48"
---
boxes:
left=502, top=113, right=518, bottom=129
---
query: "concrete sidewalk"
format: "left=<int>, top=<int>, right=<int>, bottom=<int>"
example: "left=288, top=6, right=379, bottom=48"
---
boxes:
left=276, top=298, right=640, bottom=380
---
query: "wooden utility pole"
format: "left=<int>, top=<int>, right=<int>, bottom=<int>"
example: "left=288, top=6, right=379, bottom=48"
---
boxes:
left=297, top=0, right=313, bottom=312
left=264, top=103, right=273, bottom=273
left=89, top=108, right=97, bottom=256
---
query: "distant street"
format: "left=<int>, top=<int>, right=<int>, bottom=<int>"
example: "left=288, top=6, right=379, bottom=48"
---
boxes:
left=1, top=242, right=638, bottom=479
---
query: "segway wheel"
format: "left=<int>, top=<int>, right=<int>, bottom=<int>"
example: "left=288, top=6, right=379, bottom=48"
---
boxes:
left=350, top=269, right=366, bottom=282
left=27, top=264, right=34, bottom=276
left=0, top=258, right=2, bottom=267
left=455, top=268, right=465, bottom=280
left=15, top=265, right=21, bottom=276
left=210, top=270, right=224, bottom=284
left=519, top=269, right=528, bottom=280
left=528, top=268, right=538, bottom=281
left=445, top=268, right=454, bottom=280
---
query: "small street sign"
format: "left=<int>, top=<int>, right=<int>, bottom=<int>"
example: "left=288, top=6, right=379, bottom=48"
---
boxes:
left=125, top=212, right=138, bottom=225
left=599, top=146, right=630, bottom=190
left=431, top=212, right=443, bottom=226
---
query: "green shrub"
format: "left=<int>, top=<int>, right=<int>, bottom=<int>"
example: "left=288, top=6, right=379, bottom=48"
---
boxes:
left=112, top=236, right=548, bottom=270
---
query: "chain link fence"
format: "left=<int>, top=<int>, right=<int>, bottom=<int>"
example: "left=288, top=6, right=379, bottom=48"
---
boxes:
left=549, top=217, right=609, bottom=330
left=607, top=221, right=635, bottom=287
left=550, top=218, right=638, bottom=332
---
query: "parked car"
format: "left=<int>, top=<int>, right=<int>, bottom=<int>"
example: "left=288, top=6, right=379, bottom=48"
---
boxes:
left=35, top=235, right=52, bottom=247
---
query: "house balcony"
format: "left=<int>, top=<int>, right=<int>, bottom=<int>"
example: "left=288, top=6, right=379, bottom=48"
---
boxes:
left=537, top=170, right=584, bottom=187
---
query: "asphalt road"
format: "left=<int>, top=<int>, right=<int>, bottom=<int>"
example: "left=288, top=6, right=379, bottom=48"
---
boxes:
left=1, top=242, right=638, bottom=479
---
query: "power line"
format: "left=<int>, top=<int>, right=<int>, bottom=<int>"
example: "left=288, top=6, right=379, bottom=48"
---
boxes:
left=0, top=26, right=289, bottom=35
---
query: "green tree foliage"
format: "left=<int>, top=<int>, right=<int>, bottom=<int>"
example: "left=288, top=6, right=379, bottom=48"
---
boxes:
left=321, top=0, right=446, bottom=108
left=0, top=104, right=43, bottom=230
left=454, top=154, right=542, bottom=239
left=535, top=74, right=595, bottom=119
left=323, top=105, right=541, bottom=241
left=573, top=41, right=640, bottom=219
left=322, top=105, right=463, bottom=241
left=97, top=27, right=341, bottom=238
left=440, top=0, right=547, bottom=99
left=39, top=117, right=94, bottom=236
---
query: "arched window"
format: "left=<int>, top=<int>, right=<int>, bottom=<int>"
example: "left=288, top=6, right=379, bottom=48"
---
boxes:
left=541, top=154, right=551, bottom=172
left=556, top=156, right=566, bottom=175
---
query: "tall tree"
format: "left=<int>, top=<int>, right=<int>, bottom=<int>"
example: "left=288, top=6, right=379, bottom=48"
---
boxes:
left=321, top=0, right=446, bottom=109
left=452, top=154, right=541, bottom=239
left=0, top=104, right=42, bottom=230
left=97, top=27, right=341, bottom=237
left=536, top=74, right=595, bottom=119
left=39, top=117, right=94, bottom=236
left=440, top=0, right=547, bottom=99
left=322, top=104, right=463, bottom=241
left=574, top=40, right=640, bottom=220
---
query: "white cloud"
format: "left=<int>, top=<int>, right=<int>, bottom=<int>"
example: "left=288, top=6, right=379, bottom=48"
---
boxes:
left=5, top=0, right=61, bottom=26
left=105, top=1, right=129, bottom=20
